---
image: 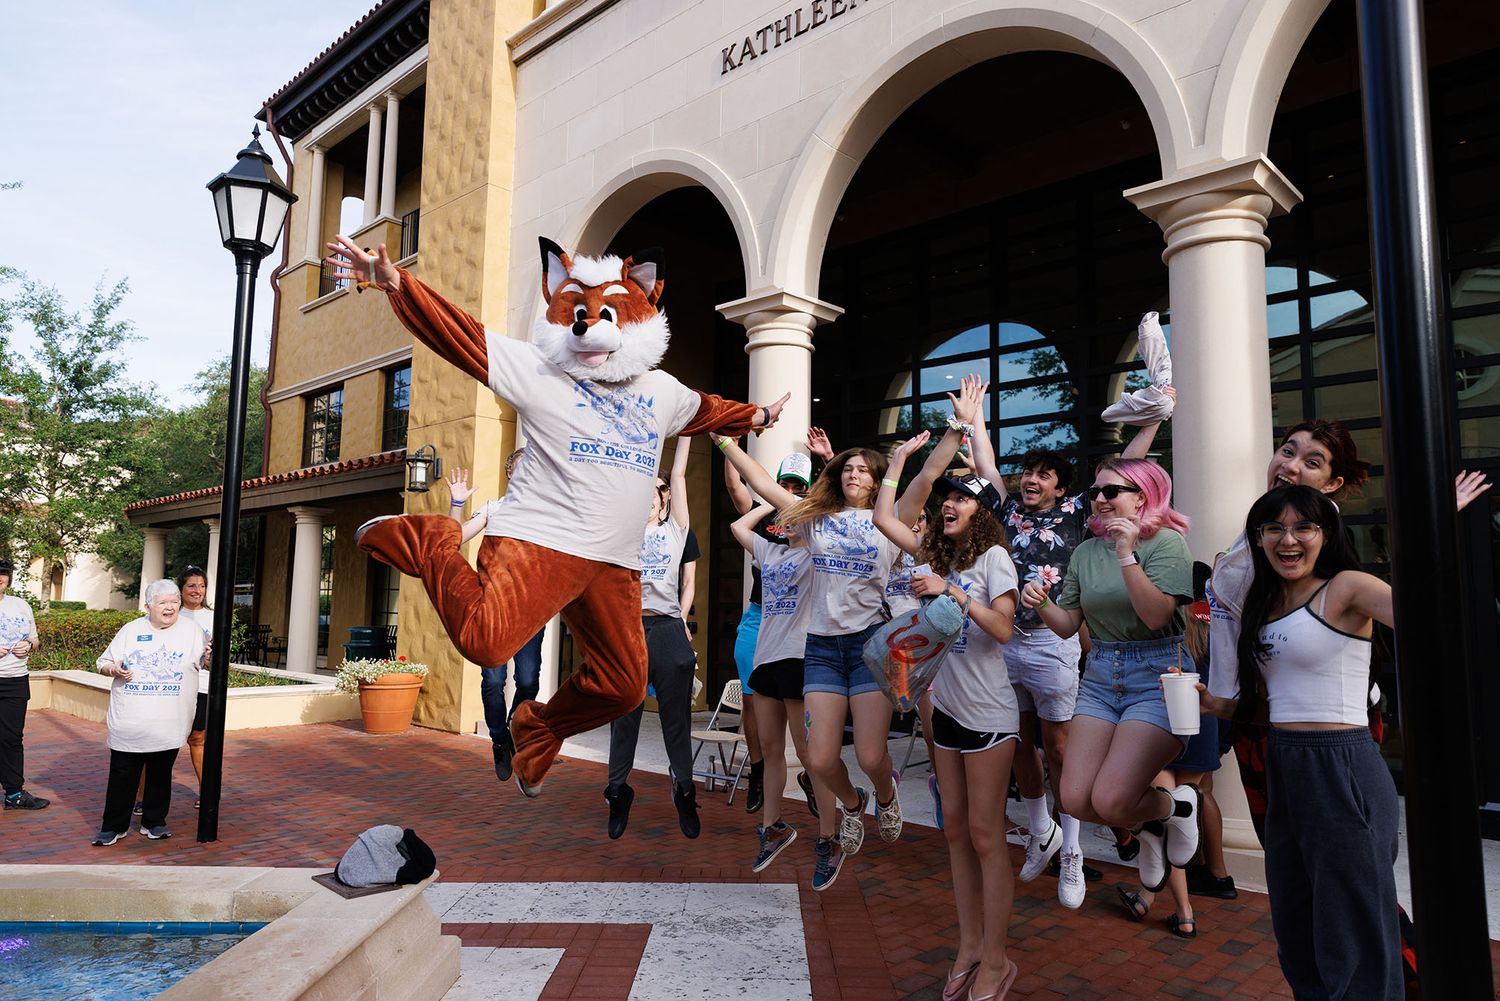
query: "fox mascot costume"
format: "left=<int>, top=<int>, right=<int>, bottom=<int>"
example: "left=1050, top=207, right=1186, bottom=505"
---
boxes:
left=326, top=235, right=786, bottom=796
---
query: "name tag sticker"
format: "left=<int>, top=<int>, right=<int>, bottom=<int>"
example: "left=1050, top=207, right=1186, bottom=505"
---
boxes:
left=137, top=634, right=153, bottom=642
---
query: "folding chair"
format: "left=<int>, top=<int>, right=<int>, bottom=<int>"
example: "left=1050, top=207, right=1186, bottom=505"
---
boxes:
left=690, top=680, right=749, bottom=803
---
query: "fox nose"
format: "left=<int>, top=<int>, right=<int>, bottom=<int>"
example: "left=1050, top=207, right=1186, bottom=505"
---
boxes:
left=571, top=320, right=588, bottom=337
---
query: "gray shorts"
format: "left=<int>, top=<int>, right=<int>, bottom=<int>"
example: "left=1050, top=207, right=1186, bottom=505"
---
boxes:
left=1006, top=627, right=1081, bottom=722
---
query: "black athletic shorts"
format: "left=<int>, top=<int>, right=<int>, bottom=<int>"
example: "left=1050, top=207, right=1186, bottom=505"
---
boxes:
left=930, top=705, right=1018, bottom=754
left=192, top=692, right=208, bottom=732
left=747, top=658, right=805, bottom=702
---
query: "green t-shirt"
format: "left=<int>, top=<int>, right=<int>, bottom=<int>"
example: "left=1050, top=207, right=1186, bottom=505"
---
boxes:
left=1056, top=529, right=1192, bottom=642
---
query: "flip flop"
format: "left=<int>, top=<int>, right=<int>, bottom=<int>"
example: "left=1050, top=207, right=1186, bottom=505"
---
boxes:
left=1167, top=914, right=1198, bottom=939
left=1117, top=886, right=1150, bottom=922
left=968, top=959, right=1019, bottom=1001
left=942, top=961, right=978, bottom=1001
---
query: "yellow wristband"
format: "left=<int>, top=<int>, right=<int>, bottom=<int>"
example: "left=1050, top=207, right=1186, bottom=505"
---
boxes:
left=881, top=478, right=898, bottom=488
left=714, top=438, right=730, bottom=451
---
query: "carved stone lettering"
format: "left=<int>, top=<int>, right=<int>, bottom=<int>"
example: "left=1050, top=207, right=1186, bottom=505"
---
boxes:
left=718, top=0, right=871, bottom=72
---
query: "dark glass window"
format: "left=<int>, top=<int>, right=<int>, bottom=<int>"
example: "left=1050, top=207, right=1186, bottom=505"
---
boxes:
left=302, top=387, right=344, bottom=467
left=317, top=526, right=335, bottom=657
left=371, top=562, right=400, bottom=629
left=382, top=365, right=411, bottom=452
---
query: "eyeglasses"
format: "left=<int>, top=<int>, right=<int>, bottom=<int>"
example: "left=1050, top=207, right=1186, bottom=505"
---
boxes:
left=1256, top=521, right=1323, bottom=543
left=1085, top=484, right=1142, bottom=501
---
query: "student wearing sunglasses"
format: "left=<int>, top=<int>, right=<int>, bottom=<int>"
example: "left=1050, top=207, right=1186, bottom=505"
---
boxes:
left=1020, top=458, right=1200, bottom=897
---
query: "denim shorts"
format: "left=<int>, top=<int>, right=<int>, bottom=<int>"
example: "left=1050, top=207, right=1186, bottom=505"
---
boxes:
left=802, top=622, right=881, bottom=697
left=1073, top=636, right=1182, bottom=737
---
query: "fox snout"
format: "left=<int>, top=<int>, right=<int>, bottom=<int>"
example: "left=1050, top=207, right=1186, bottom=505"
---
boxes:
left=572, top=319, right=588, bottom=337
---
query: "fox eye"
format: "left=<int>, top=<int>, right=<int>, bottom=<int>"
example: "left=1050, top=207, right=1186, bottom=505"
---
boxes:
left=599, top=306, right=615, bottom=324
left=574, top=305, right=587, bottom=323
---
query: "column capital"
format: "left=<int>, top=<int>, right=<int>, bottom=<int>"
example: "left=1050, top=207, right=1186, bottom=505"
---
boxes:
left=384, top=90, right=403, bottom=104
left=306, top=143, right=326, bottom=157
left=286, top=505, right=334, bottom=527
left=716, top=288, right=843, bottom=327
left=201, top=517, right=221, bottom=530
left=141, top=527, right=171, bottom=541
left=1125, top=155, right=1304, bottom=262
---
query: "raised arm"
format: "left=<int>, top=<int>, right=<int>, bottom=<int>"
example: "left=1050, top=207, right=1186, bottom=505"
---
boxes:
left=893, top=374, right=988, bottom=525
left=731, top=503, right=778, bottom=553
left=668, top=437, right=691, bottom=529
left=1121, top=386, right=1177, bottom=460
left=968, top=390, right=1006, bottom=496
left=326, top=238, right=490, bottom=384
left=712, top=435, right=801, bottom=510
left=874, top=432, right=932, bottom=555
left=680, top=390, right=790, bottom=439
left=723, top=454, right=756, bottom=515
left=1457, top=469, right=1493, bottom=512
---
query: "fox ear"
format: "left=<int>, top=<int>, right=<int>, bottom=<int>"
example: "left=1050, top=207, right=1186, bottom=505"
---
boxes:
left=624, top=247, right=664, bottom=306
left=539, top=237, right=573, bottom=304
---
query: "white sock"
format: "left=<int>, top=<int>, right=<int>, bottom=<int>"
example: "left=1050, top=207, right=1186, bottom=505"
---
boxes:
left=1059, top=812, right=1081, bottom=853
left=1023, top=795, right=1052, bottom=837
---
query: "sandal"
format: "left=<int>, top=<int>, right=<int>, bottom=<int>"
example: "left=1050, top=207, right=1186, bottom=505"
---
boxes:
left=942, top=962, right=978, bottom=1001
left=968, top=959, right=1019, bottom=1001
left=1167, top=914, right=1197, bottom=939
left=1117, top=886, right=1149, bottom=922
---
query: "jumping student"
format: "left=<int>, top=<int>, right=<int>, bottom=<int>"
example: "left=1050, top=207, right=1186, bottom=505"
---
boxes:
left=1020, top=457, right=1200, bottom=895
left=875, top=429, right=1022, bottom=1001
left=1199, top=485, right=1401, bottom=1000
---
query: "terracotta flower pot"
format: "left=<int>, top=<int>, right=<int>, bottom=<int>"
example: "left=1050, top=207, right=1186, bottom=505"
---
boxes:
left=357, top=672, right=425, bottom=734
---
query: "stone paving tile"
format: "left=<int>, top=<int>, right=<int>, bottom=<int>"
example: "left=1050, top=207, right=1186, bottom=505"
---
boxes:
left=4, top=710, right=1492, bottom=999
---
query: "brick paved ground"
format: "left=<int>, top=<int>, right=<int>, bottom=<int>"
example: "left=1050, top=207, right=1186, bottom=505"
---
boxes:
left=4, top=710, right=1492, bottom=999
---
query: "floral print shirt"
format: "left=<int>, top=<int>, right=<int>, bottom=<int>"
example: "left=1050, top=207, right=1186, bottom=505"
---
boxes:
left=977, top=485, right=1089, bottom=629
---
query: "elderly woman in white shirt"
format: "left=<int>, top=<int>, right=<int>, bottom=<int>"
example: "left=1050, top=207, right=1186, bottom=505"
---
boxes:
left=91, top=579, right=209, bottom=846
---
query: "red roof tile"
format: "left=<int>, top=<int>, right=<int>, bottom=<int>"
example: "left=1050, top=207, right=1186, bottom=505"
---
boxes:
left=125, top=449, right=407, bottom=512
left=260, top=0, right=392, bottom=113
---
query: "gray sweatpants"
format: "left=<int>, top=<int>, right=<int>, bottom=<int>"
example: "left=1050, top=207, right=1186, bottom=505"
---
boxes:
left=1265, top=727, right=1402, bottom=1001
left=607, top=615, right=697, bottom=792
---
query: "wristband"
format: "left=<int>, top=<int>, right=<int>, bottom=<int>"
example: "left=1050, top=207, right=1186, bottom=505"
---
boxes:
left=714, top=438, right=730, bottom=451
left=1038, top=596, right=1051, bottom=608
left=450, top=500, right=465, bottom=507
left=881, top=478, right=898, bottom=488
left=758, top=406, right=770, bottom=426
left=1118, top=553, right=1139, bottom=567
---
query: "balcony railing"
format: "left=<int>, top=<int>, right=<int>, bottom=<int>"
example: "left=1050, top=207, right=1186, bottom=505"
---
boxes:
left=400, top=208, right=420, bottom=260
left=319, top=259, right=350, bottom=298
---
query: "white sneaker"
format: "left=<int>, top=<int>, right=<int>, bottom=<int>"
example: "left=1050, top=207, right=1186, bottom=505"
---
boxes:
left=1165, top=784, right=1203, bottom=868
left=875, top=781, right=903, bottom=843
left=1019, top=821, right=1061, bottom=882
left=1056, top=849, right=1086, bottom=909
left=838, top=788, right=868, bottom=856
left=1136, top=820, right=1168, bottom=892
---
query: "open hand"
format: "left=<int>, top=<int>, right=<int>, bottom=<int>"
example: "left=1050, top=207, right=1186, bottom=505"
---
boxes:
left=956, top=440, right=977, bottom=474
left=807, top=426, right=833, bottom=461
left=1020, top=580, right=1050, bottom=609
left=946, top=374, right=988, bottom=426
left=324, top=235, right=400, bottom=292
left=446, top=467, right=475, bottom=504
left=1457, top=469, right=1492, bottom=512
left=891, top=431, right=931, bottom=464
left=757, top=392, right=791, bottom=430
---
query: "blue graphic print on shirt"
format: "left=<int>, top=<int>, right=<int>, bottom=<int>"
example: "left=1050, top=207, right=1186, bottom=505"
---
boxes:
left=0, top=614, right=30, bottom=646
left=568, top=381, right=661, bottom=475
left=812, top=512, right=881, bottom=580
left=639, top=527, right=674, bottom=583
left=121, top=643, right=189, bottom=697
left=761, top=556, right=803, bottom=615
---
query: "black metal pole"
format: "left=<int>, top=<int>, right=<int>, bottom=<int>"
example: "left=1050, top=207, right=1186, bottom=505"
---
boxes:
left=1354, top=0, right=1492, bottom=992
left=198, top=248, right=261, bottom=843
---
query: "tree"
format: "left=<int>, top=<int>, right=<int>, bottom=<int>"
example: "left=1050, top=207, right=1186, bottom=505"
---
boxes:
left=0, top=273, right=157, bottom=607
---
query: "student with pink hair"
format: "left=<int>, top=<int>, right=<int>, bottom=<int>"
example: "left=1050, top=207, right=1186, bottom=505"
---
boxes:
left=1021, top=457, right=1201, bottom=899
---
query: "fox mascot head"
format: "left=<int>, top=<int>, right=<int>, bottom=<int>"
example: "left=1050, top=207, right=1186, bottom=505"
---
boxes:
left=534, top=237, right=670, bottom=384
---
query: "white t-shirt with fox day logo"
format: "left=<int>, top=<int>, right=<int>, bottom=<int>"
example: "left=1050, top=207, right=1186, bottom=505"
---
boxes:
left=930, top=546, right=1022, bottom=734
left=0, top=594, right=38, bottom=680
left=179, top=606, right=215, bottom=693
left=96, top=617, right=204, bottom=753
left=751, top=536, right=812, bottom=667
left=805, top=508, right=904, bottom=636
left=480, top=335, right=703, bottom=570
left=884, top=551, right=920, bottom=619
left=639, top=517, right=689, bottom=617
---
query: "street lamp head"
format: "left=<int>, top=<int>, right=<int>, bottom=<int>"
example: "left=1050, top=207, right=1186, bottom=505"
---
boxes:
left=207, top=126, right=298, bottom=258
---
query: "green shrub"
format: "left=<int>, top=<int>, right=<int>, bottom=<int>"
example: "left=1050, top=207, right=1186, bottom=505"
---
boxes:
left=47, top=600, right=87, bottom=611
left=31, top=609, right=139, bottom=672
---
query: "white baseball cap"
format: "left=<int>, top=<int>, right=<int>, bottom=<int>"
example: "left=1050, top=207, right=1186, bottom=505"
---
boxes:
left=776, top=453, right=813, bottom=487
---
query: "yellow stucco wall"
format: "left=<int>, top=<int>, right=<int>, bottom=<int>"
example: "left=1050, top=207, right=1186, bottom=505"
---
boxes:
left=395, top=0, right=542, bottom=735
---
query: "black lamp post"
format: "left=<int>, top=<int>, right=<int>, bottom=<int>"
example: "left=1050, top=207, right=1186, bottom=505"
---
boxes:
left=198, top=127, right=296, bottom=843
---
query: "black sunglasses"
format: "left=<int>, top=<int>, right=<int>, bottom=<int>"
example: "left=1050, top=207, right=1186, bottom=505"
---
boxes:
left=1086, top=484, right=1142, bottom=501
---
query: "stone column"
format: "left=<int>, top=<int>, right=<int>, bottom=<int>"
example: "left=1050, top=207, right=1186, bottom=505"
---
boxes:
left=717, top=290, right=842, bottom=471
left=139, top=528, right=169, bottom=609
left=380, top=92, right=401, bottom=221
left=363, top=105, right=383, bottom=227
left=1125, top=155, right=1302, bottom=562
left=1126, top=155, right=1302, bottom=881
left=203, top=518, right=222, bottom=595
left=303, top=145, right=326, bottom=262
left=285, top=507, right=332, bottom=673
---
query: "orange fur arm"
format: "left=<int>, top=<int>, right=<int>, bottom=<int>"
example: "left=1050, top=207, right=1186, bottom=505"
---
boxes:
left=385, top=267, right=490, bottom=384
left=681, top=392, right=759, bottom=437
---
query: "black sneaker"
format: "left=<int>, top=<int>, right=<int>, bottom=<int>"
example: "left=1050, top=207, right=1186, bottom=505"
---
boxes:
left=751, top=821, right=797, bottom=872
left=1186, top=865, right=1239, bottom=899
left=3, top=790, right=49, bottom=810
left=672, top=782, right=701, bottom=839
left=492, top=740, right=514, bottom=784
left=796, top=770, right=819, bottom=819
left=91, top=830, right=123, bottom=847
left=745, top=759, right=765, bottom=815
left=604, top=784, right=634, bottom=840
left=1047, top=853, right=1103, bottom=883
left=811, top=836, right=845, bottom=892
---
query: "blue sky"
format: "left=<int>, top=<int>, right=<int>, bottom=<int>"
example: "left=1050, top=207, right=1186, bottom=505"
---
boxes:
left=2, top=1, right=374, bottom=400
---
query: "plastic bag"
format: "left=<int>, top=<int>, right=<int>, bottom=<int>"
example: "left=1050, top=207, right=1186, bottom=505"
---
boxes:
left=861, top=594, right=965, bottom=712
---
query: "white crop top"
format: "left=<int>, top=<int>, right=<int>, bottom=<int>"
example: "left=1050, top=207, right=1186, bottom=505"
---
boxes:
left=1210, top=583, right=1372, bottom=725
